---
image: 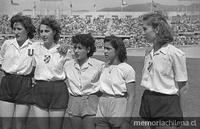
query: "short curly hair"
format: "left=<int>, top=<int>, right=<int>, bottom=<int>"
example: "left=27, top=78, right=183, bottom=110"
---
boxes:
left=10, top=14, right=36, bottom=39
left=142, top=11, right=173, bottom=44
left=38, top=17, right=61, bottom=43
left=104, top=35, right=127, bottom=63
left=71, top=33, right=96, bottom=57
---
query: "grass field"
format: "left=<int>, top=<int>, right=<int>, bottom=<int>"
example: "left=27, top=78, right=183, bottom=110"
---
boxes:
left=1, top=56, right=200, bottom=129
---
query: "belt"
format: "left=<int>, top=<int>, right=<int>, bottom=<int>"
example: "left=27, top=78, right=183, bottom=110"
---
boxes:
left=70, top=92, right=98, bottom=97
left=101, top=93, right=126, bottom=98
left=35, top=80, right=64, bottom=82
left=4, top=72, right=32, bottom=77
left=145, top=89, right=177, bottom=96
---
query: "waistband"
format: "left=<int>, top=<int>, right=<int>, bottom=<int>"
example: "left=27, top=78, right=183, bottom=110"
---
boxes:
left=4, top=72, right=32, bottom=77
left=35, top=80, right=64, bottom=83
left=101, top=93, right=126, bottom=98
left=70, top=92, right=99, bottom=97
left=144, top=89, right=177, bottom=96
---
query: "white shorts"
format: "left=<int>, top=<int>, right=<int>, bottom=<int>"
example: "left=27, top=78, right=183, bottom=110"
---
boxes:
left=95, top=96, right=127, bottom=127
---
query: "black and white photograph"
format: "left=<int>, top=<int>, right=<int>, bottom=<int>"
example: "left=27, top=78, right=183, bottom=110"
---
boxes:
left=0, top=0, right=200, bottom=129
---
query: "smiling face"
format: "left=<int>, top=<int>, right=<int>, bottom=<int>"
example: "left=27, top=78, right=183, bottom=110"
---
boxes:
left=13, top=22, right=28, bottom=44
left=143, top=21, right=156, bottom=43
left=39, top=24, right=55, bottom=45
left=73, top=43, right=90, bottom=61
left=104, top=41, right=117, bottom=62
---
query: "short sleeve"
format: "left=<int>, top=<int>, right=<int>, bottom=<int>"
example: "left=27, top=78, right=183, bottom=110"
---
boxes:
left=63, top=59, right=73, bottom=75
left=123, top=63, right=136, bottom=83
left=0, top=40, right=8, bottom=65
left=172, top=49, right=188, bottom=82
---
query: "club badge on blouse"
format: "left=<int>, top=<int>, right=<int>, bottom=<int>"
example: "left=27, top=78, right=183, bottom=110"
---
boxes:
left=44, top=55, right=51, bottom=63
left=147, top=62, right=153, bottom=72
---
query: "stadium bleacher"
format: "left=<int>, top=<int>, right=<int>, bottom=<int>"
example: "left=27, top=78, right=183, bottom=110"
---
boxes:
left=0, top=14, right=200, bottom=48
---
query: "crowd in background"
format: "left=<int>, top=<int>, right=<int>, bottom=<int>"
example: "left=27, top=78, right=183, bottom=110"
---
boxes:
left=0, top=14, right=200, bottom=48
left=171, top=17, right=200, bottom=33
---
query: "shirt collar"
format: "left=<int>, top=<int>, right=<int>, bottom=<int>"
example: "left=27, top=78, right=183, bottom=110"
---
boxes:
left=40, top=42, right=60, bottom=53
left=147, top=43, right=169, bottom=56
left=85, top=58, right=93, bottom=67
left=49, top=44, right=60, bottom=53
left=10, top=38, right=33, bottom=49
left=73, top=57, right=93, bottom=69
left=159, top=43, right=169, bottom=55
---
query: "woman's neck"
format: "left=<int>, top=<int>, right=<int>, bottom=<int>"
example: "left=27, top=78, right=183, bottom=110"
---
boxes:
left=153, top=41, right=163, bottom=52
left=17, top=39, right=27, bottom=47
left=77, top=57, right=89, bottom=68
left=44, top=42, right=56, bottom=50
left=109, top=58, right=121, bottom=65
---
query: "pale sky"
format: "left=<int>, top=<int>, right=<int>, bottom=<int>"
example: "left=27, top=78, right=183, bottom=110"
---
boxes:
left=11, top=0, right=200, bottom=12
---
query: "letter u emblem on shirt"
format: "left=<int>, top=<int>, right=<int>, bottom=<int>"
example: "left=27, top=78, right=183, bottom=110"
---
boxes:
left=28, top=49, right=34, bottom=56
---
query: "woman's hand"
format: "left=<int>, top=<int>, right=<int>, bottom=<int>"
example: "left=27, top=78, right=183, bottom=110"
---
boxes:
left=31, top=78, right=36, bottom=87
left=57, top=43, right=69, bottom=55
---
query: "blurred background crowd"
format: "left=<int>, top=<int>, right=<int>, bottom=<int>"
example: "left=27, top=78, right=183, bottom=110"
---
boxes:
left=0, top=14, right=200, bottom=49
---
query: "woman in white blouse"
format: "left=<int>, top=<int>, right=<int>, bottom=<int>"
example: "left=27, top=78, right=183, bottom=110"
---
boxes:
left=95, top=35, right=136, bottom=129
left=30, top=17, right=69, bottom=129
left=64, top=33, right=104, bottom=129
left=0, top=14, right=36, bottom=129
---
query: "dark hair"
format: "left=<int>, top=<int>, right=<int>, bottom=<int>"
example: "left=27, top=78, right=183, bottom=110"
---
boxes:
left=71, top=33, right=96, bottom=57
left=104, top=35, right=127, bottom=63
left=142, top=11, right=173, bottom=44
left=38, top=17, right=61, bottom=43
left=10, top=14, right=36, bottom=39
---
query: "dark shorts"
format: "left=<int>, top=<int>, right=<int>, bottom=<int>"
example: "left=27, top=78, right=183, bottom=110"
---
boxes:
left=67, top=92, right=99, bottom=117
left=30, top=80, right=69, bottom=109
left=139, top=90, right=183, bottom=122
left=0, top=73, right=32, bottom=104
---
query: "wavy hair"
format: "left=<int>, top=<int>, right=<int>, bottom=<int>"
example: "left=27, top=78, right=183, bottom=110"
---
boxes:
left=38, top=17, right=61, bottom=43
left=10, top=14, right=36, bottom=39
left=142, top=11, right=173, bottom=44
left=71, top=33, right=96, bottom=57
left=104, top=35, right=127, bottom=63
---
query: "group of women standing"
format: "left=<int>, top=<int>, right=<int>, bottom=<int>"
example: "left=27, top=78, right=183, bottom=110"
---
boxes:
left=0, top=10, right=188, bottom=129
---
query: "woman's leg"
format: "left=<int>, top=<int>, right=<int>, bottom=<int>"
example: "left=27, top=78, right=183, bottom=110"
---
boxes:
left=82, top=116, right=95, bottom=129
left=142, top=126, right=154, bottom=129
left=95, top=116, right=110, bottom=129
left=49, top=109, right=66, bottom=129
left=15, top=104, right=30, bottom=129
left=62, top=112, right=72, bottom=129
left=33, top=105, right=49, bottom=129
left=0, top=101, right=15, bottom=129
left=140, top=118, right=154, bottom=129
left=69, top=116, right=82, bottom=129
